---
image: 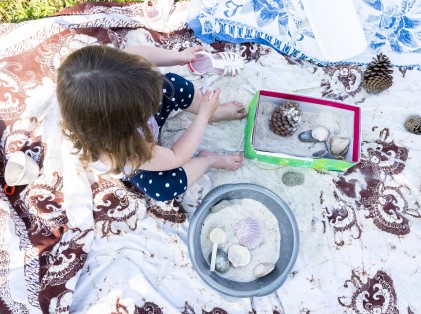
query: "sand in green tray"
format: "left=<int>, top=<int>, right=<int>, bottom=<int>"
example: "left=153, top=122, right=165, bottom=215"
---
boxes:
left=253, top=102, right=349, bottom=158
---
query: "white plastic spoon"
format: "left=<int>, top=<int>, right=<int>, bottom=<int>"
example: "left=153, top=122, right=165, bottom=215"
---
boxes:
left=209, top=228, right=226, bottom=272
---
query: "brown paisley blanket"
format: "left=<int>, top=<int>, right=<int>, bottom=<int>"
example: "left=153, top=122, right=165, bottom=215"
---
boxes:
left=0, top=2, right=420, bottom=313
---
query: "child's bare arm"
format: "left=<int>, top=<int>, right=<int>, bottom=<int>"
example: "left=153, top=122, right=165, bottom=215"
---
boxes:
left=123, top=45, right=204, bottom=67
left=139, top=88, right=221, bottom=171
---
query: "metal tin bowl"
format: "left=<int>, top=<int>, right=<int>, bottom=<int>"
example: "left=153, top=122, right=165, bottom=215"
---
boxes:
left=188, top=183, right=299, bottom=297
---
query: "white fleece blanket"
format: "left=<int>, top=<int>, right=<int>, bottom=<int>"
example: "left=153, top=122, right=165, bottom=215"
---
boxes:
left=0, top=2, right=420, bottom=313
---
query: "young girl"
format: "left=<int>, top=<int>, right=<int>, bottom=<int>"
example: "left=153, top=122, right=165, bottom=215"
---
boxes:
left=57, top=45, right=246, bottom=201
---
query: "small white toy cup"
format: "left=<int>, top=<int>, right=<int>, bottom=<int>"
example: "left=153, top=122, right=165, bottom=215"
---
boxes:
left=4, top=151, right=40, bottom=186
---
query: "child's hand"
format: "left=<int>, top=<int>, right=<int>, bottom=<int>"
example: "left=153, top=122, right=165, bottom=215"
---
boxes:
left=178, top=46, right=204, bottom=65
left=198, top=88, right=221, bottom=120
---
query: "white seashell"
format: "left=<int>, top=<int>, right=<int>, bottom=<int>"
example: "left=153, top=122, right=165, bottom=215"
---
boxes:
left=311, top=126, right=330, bottom=141
left=329, top=137, right=350, bottom=156
left=228, top=244, right=251, bottom=267
left=234, top=217, right=263, bottom=249
left=253, top=263, right=275, bottom=278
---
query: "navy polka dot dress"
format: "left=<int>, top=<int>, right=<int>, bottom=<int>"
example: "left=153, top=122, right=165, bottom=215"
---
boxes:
left=129, top=73, right=194, bottom=201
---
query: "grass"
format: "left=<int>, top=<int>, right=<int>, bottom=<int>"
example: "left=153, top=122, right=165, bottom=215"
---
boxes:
left=0, top=0, right=143, bottom=23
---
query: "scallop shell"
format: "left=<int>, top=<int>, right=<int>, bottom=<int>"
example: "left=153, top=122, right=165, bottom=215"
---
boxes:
left=329, top=137, right=350, bottom=156
left=253, top=263, right=275, bottom=278
left=228, top=244, right=251, bottom=267
left=311, top=126, right=330, bottom=142
left=234, top=218, right=263, bottom=249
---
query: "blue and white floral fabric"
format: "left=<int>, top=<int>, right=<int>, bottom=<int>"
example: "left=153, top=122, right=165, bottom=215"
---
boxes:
left=188, top=0, right=421, bottom=67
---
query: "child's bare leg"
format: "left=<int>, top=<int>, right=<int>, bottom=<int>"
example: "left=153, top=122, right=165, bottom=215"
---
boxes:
left=185, top=89, right=246, bottom=122
left=183, top=150, right=244, bottom=187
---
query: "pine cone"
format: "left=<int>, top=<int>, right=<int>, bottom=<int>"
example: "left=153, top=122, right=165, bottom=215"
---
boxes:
left=404, top=115, right=421, bottom=135
left=362, top=53, right=394, bottom=94
left=270, top=101, right=303, bottom=136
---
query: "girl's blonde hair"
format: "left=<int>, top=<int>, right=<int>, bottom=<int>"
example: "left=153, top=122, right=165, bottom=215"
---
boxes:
left=57, top=45, right=163, bottom=175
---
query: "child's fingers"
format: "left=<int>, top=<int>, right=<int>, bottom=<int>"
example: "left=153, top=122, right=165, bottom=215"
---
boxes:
left=212, top=88, right=221, bottom=100
left=206, top=87, right=220, bottom=100
left=212, top=87, right=221, bottom=95
left=202, top=89, right=212, bottom=99
left=192, top=45, right=204, bottom=52
left=189, top=46, right=205, bottom=62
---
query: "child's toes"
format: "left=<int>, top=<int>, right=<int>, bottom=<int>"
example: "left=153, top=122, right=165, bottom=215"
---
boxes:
left=235, top=102, right=245, bottom=111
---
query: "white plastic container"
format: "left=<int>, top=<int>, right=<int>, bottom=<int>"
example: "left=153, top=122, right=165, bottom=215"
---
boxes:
left=5, top=151, right=40, bottom=186
left=302, top=0, right=367, bottom=62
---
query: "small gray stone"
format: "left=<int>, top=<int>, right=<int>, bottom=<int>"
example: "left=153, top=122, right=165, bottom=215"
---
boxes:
left=282, top=172, right=304, bottom=187
left=312, top=150, right=336, bottom=159
left=208, top=249, right=230, bottom=273
left=298, top=129, right=315, bottom=142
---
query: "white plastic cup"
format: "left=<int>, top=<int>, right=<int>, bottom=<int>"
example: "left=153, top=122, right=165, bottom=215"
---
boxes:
left=4, top=151, right=40, bottom=186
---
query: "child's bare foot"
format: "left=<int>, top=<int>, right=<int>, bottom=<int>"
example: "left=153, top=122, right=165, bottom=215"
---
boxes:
left=209, top=101, right=247, bottom=122
left=198, top=150, right=245, bottom=171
